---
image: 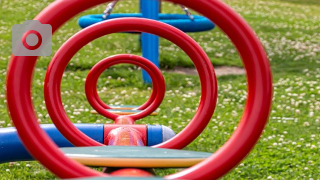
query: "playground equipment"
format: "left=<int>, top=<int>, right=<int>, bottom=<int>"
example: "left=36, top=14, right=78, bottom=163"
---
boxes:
left=78, top=0, right=215, bottom=83
left=0, top=124, right=175, bottom=163
left=5, top=0, right=272, bottom=179
left=87, top=55, right=161, bottom=116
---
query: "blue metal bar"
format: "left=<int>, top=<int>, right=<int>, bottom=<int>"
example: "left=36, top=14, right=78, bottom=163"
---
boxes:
left=140, top=0, right=160, bottom=84
left=0, top=124, right=104, bottom=163
left=78, top=14, right=215, bottom=32
left=146, top=125, right=163, bottom=146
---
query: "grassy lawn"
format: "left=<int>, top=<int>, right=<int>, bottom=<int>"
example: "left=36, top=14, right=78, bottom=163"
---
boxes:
left=0, top=0, right=319, bottom=179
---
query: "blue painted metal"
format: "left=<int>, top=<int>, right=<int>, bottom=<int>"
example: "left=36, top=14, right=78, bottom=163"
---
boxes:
left=78, top=14, right=215, bottom=32
left=0, top=124, right=104, bottom=163
left=146, top=125, right=163, bottom=146
left=140, top=0, right=159, bottom=84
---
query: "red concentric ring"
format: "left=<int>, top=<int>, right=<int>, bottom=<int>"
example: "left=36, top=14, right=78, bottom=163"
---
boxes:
left=85, top=54, right=165, bottom=121
left=43, top=17, right=216, bottom=148
left=89, top=58, right=161, bottom=112
left=6, top=0, right=272, bottom=179
left=22, top=30, right=42, bottom=50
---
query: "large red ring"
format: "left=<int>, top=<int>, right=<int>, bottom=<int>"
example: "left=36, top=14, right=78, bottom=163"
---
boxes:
left=85, top=54, right=165, bottom=121
left=6, top=0, right=272, bottom=179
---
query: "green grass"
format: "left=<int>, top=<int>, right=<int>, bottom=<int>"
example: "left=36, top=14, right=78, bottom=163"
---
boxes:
left=0, top=0, right=319, bottom=179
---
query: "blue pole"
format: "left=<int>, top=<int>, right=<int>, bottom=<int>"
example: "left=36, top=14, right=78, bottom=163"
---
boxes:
left=140, top=0, right=159, bottom=84
left=0, top=124, right=104, bottom=163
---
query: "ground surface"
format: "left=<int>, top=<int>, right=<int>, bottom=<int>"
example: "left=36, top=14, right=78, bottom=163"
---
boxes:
left=0, top=0, right=319, bottom=179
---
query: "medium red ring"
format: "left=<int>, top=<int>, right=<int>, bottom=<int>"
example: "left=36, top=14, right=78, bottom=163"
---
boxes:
left=22, top=30, right=42, bottom=50
left=43, top=18, right=216, bottom=148
left=85, top=54, right=165, bottom=121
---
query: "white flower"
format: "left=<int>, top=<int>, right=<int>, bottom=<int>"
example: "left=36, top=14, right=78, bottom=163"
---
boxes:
left=309, top=112, right=314, bottom=117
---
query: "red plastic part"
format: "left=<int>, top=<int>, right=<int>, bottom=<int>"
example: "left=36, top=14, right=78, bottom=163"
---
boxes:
left=104, top=124, right=147, bottom=145
left=85, top=54, right=165, bottom=121
left=110, top=169, right=153, bottom=177
left=5, top=0, right=272, bottom=179
left=115, top=116, right=135, bottom=124
left=105, top=116, right=150, bottom=176
left=107, top=127, right=144, bottom=146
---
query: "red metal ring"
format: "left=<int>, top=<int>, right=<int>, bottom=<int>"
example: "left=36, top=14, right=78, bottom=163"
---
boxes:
left=6, top=0, right=272, bottom=179
left=90, top=57, right=160, bottom=112
left=92, top=62, right=159, bottom=112
left=85, top=54, right=165, bottom=120
left=44, top=17, right=216, bottom=148
left=22, top=30, right=42, bottom=50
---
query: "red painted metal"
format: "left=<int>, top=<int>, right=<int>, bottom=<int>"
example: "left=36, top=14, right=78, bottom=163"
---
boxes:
left=165, top=0, right=273, bottom=179
left=106, top=127, right=144, bottom=146
left=114, top=116, right=135, bottom=125
left=43, top=17, right=216, bottom=148
left=7, top=6, right=216, bottom=178
left=110, top=169, right=153, bottom=177
left=44, top=52, right=165, bottom=147
left=104, top=124, right=147, bottom=145
left=5, top=0, right=272, bottom=179
left=87, top=57, right=161, bottom=112
left=85, top=54, right=165, bottom=120
left=106, top=115, right=150, bottom=176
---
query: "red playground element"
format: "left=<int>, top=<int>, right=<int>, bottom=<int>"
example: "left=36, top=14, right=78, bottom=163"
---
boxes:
left=106, top=113, right=150, bottom=174
left=107, top=127, right=144, bottom=146
left=103, top=124, right=147, bottom=145
left=6, top=0, right=272, bottom=179
left=114, top=116, right=135, bottom=124
left=85, top=54, right=165, bottom=120
left=110, top=169, right=153, bottom=177
left=86, top=54, right=165, bottom=113
left=43, top=17, right=217, bottom=149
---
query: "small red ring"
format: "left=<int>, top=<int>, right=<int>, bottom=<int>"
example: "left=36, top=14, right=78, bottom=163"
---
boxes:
left=22, top=30, right=42, bottom=50
left=89, top=55, right=162, bottom=112
left=85, top=54, right=165, bottom=121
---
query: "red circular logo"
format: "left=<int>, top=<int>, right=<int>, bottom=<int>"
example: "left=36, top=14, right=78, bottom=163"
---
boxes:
left=22, top=30, right=42, bottom=50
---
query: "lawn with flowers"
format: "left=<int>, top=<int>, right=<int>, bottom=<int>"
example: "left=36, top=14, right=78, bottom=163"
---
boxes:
left=0, top=0, right=319, bottom=179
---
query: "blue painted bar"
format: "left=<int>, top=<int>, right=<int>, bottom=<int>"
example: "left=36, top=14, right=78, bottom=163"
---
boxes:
left=78, top=14, right=215, bottom=32
left=0, top=124, right=104, bottom=163
left=146, top=125, right=175, bottom=146
left=140, top=0, right=160, bottom=84
left=147, top=125, right=163, bottom=146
